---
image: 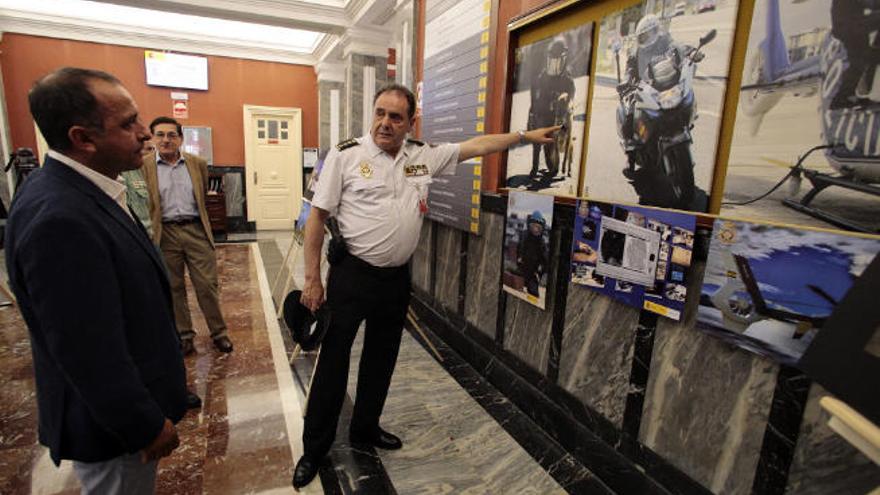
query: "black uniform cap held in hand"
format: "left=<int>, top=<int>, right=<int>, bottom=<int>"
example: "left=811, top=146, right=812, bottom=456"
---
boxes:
left=283, top=290, right=331, bottom=351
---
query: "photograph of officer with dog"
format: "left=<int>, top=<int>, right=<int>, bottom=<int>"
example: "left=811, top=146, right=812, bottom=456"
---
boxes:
left=505, top=23, right=593, bottom=197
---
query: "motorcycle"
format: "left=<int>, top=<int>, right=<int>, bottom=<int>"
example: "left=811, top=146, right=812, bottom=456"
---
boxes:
left=615, top=29, right=716, bottom=210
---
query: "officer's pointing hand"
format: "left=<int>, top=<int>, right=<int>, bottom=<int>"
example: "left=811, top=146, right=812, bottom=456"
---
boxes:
left=301, top=279, right=325, bottom=313
left=524, top=126, right=561, bottom=145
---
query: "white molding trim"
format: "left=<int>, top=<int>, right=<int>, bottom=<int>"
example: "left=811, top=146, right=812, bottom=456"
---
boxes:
left=313, top=34, right=342, bottom=63
left=315, top=61, right=346, bottom=83
left=340, top=26, right=391, bottom=58
left=0, top=10, right=319, bottom=66
left=96, top=0, right=349, bottom=34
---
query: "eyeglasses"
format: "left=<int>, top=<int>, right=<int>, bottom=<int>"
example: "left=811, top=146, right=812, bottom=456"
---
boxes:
left=154, top=132, right=180, bottom=140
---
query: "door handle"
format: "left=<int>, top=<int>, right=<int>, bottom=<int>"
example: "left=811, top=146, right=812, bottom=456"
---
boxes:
left=253, top=171, right=257, bottom=185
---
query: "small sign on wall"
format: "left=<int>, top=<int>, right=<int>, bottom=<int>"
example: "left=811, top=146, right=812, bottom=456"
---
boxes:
left=172, top=99, right=188, bottom=119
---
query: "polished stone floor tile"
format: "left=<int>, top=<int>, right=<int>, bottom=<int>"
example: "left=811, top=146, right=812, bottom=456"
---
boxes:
left=2, top=239, right=577, bottom=495
left=0, top=245, right=299, bottom=495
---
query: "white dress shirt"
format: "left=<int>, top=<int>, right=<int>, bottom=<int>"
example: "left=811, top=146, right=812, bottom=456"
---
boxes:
left=47, top=150, right=132, bottom=219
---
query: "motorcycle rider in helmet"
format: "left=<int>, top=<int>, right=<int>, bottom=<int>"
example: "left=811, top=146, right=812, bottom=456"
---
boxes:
left=517, top=211, right=548, bottom=298
left=619, top=14, right=699, bottom=177
left=528, top=39, right=576, bottom=180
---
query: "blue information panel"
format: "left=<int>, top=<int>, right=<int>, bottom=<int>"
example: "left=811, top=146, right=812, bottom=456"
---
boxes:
left=422, top=0, right=490, bottom=234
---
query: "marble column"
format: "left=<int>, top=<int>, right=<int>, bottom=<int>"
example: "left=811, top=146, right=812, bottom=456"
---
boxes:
left=345, top=53, right=390, bottom=138
left=317, top=62, right=345, bottom=153
left=639, top=261, right=779, bottom=494
left=318, top=81, right=344, bottom=151
left=464, top=212, right=504, bottom=339
left=433, top=223, right=461, bottom=313
left=558, top=285, right=641, bottom=429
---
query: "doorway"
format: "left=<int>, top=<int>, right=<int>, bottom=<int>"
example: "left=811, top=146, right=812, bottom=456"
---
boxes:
left=243, top=105, right=303, bottom=230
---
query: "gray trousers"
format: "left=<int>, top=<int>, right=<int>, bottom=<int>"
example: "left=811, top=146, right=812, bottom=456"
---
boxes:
left=73, top=452, right=158, bottom=495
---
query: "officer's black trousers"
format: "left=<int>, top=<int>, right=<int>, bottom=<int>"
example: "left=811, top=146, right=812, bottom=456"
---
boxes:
left=302, top=254, right=410, bottom=459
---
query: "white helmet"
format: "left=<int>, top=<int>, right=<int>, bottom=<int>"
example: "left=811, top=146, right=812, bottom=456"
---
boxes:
left=635, top=14, right=661, bottom=48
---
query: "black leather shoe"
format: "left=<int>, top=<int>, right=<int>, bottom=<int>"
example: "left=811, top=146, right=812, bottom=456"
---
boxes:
left=292, top=455, right=320, bottom=489
left=186, top=391, right=202, bottom=409
left=213, top=336, right=233, bottom=353
left=181, top=339, right=195, bottom=356
left=350, top=427, right=402, bottom=450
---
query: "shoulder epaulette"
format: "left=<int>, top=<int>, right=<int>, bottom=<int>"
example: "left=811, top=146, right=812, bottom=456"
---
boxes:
left=336, top=138, right=359, bottom=151
left=407, top=138, right=426, bottom=146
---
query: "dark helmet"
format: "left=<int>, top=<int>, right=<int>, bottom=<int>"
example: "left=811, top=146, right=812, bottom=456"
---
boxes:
left=527, top=210, right=546, bottom=227
left=546, top=40, right=568, bottom=76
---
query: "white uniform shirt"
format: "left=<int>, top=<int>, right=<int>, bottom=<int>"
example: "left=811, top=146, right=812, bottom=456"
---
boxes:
left=311, top=135, right=459, bottom=267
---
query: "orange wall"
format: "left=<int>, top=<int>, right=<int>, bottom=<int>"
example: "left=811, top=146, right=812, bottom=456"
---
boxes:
left=0, top=33, right=318, bottom=166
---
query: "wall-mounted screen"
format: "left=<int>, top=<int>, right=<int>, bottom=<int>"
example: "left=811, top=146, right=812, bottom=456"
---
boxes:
left=145, top=51, right=208, bottom=91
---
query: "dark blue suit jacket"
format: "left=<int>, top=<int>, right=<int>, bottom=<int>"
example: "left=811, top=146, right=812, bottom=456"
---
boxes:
left=5, top=156, right=187, bottom=465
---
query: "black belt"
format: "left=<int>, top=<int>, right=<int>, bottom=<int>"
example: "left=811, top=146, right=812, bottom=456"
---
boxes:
left=344, top=254, right=408, bottom=275
left=162, top=217, right=200, bottom=226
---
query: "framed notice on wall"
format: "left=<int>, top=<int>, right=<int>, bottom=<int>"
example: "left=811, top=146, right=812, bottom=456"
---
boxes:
left=182, top=126, right=213, bottom=165
left=421, top=0, right=491, bottom=234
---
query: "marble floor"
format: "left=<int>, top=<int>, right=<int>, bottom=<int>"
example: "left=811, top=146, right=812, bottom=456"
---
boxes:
left=0, top=234, right=591, bottom=494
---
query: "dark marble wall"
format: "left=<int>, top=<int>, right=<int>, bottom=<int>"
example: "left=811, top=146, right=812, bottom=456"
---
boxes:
left=785, top=384, right=880, bottom=494
left=415, top=204, right=877, bottom=495
left=434, top=224, right=461, bottom=312
left=639, top=262, right=778, bottom=494
left=502, top=229, right=560, bottom=375
left=559, top=285, right=640, bottom=429
left=464, top=212, right=503, bottom=339
left=411, top=221, right=433, bottom=295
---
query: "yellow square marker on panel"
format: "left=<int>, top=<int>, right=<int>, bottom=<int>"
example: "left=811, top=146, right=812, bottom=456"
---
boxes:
left=472, top=193, right=480, bottom=204
left=483, top=1, right=490, bottom=12
left=473, top=179, right=481, bottom=189
left=470, top=222, right=479, bottom=233
left=478, top=92, right=486, bottom=102
left=474, top=165, right=481, bottom=175
left=476, top=122, right=484, bottom=132
left=481, top=32, right=489, bottom=43
left=472, top=208, right=479, bottom=218
left=480, top=47, right=489, bottom=58
left=479, top=77, right=487, bottom=88
left=480, top=61, right=488, bottom=73
left=476, top=107, right=485, bottom=118
left=481, top=16, right=489, bottom=28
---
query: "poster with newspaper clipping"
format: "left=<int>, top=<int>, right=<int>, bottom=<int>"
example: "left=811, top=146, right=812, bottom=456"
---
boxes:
left=570, top=199, right=696, bottom=320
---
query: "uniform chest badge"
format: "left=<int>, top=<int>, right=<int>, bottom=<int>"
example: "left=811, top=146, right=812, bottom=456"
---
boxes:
left=404, top=163, right=429, bottom=177
left=359, top=162, right=373, bottom=178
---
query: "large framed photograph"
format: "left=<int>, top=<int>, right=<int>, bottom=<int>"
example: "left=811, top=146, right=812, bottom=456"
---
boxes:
left=581, top=0, right=738, bottom=211
left=697, top=218, right=880, bottom=365
left=505, top=22, right=593, bottom=197
left=721, top=0, right=880, bottom=233
left=502, top=191, right=554, bottom=309
left=570, top=199, right=697, bottom=320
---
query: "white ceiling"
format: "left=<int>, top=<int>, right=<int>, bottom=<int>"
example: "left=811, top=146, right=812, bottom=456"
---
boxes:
left=0, top=0, right=404, bottom=66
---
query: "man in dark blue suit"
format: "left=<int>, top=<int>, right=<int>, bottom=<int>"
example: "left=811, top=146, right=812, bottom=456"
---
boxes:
left=5, top=67, right=188, bottom=494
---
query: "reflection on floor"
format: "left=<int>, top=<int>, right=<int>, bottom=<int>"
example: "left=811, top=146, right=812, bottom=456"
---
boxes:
left=0, top=234, right=587, bottom=494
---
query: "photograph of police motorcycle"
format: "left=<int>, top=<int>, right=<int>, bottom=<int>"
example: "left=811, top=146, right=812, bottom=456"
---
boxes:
left=583, top=0, right=737, bottom=212
left=501, top=191, right=554, bottom=310
left=505, top=23, right=593, bottom=197
left=722, top=0, right=880, bottom=234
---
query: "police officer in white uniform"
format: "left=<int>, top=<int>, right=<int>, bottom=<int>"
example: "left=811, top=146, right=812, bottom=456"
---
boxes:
left=293, top=83, right=558, bottom=489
